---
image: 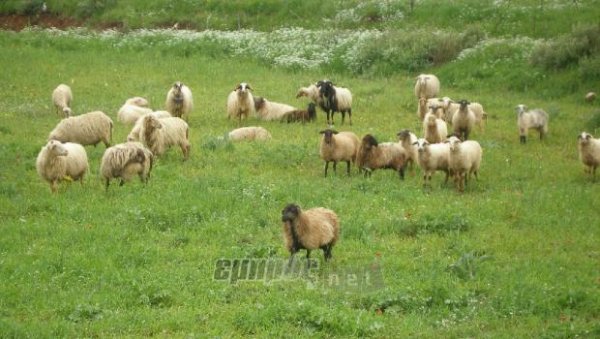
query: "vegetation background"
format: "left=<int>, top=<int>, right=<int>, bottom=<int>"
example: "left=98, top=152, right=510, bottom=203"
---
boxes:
left=0, top=0, right=599, bottom=337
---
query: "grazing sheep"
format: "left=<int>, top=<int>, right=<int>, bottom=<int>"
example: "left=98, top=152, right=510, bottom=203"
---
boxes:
left=317, top=80, right=353, bottom=126
left=227, top=82, right=255, bottom=125
left=126, top=111, right=172, bottom=142
left=280, top=103, right=317, bottom=123
left=139, top=115, right=190, bottom=160
left=228, top=126, right=272, bottom=141
left=296, top=84, right=321, bottom=104
left=319, top=129, right=360, bottom=177
left=281, top=203, right=340, bottom=266
left=468, top=102, right=487, bottom=132
left=585, top=92, right=596, bottom=103
left=165, top=81, right=193, bottom=121
left=516, top=104, right=549, bottom=144
left=253, top=96, right=297, bottom=121
left=446, top=136, right=482, bottom=192
left=52, top=84, right=73, bottom=118
left=423, top=112, right=448, bottom=144
left=413, top=138, right=451, bottom=187
left=48, top=111, right=113, bottom=147
left=414, top=74, right=440, bottom=99
left=577, top=132, right=600, bottom=180
left=356, top=134, right=407, bottom=179
left=36, top=140, right=88, bottom=193
left=117, top=97, right=154, bottom=125
left=397, top=129, right=418, bottom=173
left=100, top=142, right=154, bottom=190
left=452, top=100, right=476, bottom=141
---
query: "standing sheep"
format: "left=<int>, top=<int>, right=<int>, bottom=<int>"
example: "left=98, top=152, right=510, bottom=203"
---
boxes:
left=577, top=132, right=600, bottom=181
left=423, top=112, right=448, bottom=144
left=319, top=129, right=360, bottom=177
left=397, top=129, right=418, bottom=173
left=139, top=115, right=190, bottom=160
left=452, top=100, right=476, bottom=141
left=228, top=126, right=272, bottom=141
left=469, top=102, right=488, bottom=132
left=356, top=134, right=407, bottom=179
left=165, top=81, right=193, bottom=121
left=227, top=82, right=255, bottom=125
left=253, top=96, right=298, bottom=121
left=413, top=138, right=451, bottom=187
left=280, top=103, right=317, bottom=123
left=36, top=140, right=88, bottom=193
left=100, top=142, right=154, bottom=190
left=516, top=104, right=548, bottom=144
left=126, top=111, right=172, bottom=142
left=414, top=74, right=440, bottom=99
left=48, top=111, right=113, bottom=148
left=447, top=136, right=482, bottom=193
left=52, top=84, right=73, bottom=118
left=317, top=80, right=353, bottom=126
left=281, top=203, right=340, bottom=267
left=117, top=97, right=154, bottom=125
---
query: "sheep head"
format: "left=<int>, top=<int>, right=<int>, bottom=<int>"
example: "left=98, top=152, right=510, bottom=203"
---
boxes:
left=446, top=136, right=462, bottom=152
left=281, top=203, right=301, bottom=222
left=144, top=115, right=162, bottom=131
left=236, top=82, right=252, bottom=95
left=62, top=107, right=72, bottom=117
left=253, top=96, right=265, bottom=111
left=458, top=99, right=470, bottom=110
left=413, top=138, right=429, bottom=154
left=578, top=132, right=594, bottom=144
left=397, top=129, right=412, bottom=142
left=318, top=80, right=335, bottom=99
left=515, top=104, right=527, bottom=115
left=47, top=140, right=68, bottom=156
left=361, top=134, right=379, bottom=151
left=319, top=129, right=339, bottom=145
left=172, top=81, right=184, bottom=94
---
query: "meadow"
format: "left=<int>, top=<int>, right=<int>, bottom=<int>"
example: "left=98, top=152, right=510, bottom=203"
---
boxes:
left=1, top=1, right=600, bottom=337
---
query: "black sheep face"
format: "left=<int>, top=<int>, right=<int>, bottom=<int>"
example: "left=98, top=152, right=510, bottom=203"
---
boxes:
left=281, top=204, right=301, bottom=222
left=458, top=99, right=470, bottom=109
left=319, top=129, right=338, bottom=145
left=362, top=134, right=378, bottom=149
left=319, top=81, right=335, bottom=98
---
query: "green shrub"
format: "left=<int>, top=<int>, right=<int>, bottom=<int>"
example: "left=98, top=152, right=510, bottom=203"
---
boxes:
left=530, top=24, right=600, bottom=70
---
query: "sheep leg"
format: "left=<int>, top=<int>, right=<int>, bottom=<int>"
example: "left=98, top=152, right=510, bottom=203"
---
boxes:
left=346, top=161, right=351, bottom=176
left=181, top=143, right=190, bottom=161
left=321, top=244, right=332, bottom=261
left=324, top=161, right=329, bottom=177
left=341, top=111, right=345, bottom=125
left=104, top=179, right=110, bottom=191
left=332, top=161, right=337, bottom=175
left=305, top=250, right=312, bottom=268
left=119, top=179, right=125, bottom=187
left=520, top=135, right=527, bottom=144
left=348, top=109, right=352, bottom=125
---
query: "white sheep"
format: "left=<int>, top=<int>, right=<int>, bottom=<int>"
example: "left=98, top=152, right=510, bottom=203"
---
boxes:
left=577, top=132, right=600, bottom=181
left=441, top=97, right=459, bottom=124
left=228, top=126, right=272, bottom=142
left=165, top=82, right=193, bottom=121
left=317, top=80, right=353, bottom=126
left=126, top=111, right=172, bottom=142
left=139, top=115, right=190, bottom=160
left=296, top=83, right=322, bottom=104
left=319, top=129, right=360, bottom=177
left=469, top=102, right=487, bottom=132
left=423, top=112, right=448, bottom=144
left=357, top=134, right=407, bottom=179
left=452, top=100, right=476, bottom=140
left=414, top=74, right=440, bottom=99
left=227, top=82, right=255, bottom=125
left=396, top=129, right=418, bottom=173
left=413, top=138, right=451, bottom=187
left=36, top=140, right=88, bottom=193
left=446, top=136, right=482, bottom=192
left=100, top=141, right=154, bottom=190
left=585, top=92, right=596, bottom=103
left=281, top=203, right=340, bottom=267
left=52, top=84, right=73, bottom=118
left=117, top=97, right=154, bottom=125
left=417, top=97, right=444, bottom=121
left=253, top=96, right=297, bottom=121
left=48, top=111, right=113, bottom=147
left=516, top=104, right=549, bottom=144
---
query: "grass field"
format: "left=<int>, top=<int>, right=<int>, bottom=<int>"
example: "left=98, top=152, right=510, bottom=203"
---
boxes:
left=1, top=3, right=600, bottom=337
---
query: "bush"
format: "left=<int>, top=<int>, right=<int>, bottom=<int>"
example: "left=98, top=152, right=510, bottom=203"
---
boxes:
left=530, top=24, right=600, bottom=70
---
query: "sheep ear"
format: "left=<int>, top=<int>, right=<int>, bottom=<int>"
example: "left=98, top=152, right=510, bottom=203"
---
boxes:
left=332, top=130, right=339, bottom=134
left=319, top=130, right=326, bottom=134
left=586, top=134, right=592, bottom=140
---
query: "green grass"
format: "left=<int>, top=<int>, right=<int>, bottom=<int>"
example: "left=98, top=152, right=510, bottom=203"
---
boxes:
left=1, top=14, right=600, bottom=339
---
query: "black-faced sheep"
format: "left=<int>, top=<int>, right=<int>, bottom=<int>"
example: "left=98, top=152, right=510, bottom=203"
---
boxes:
left=516, top=104, right=548, bottom=144
left=253, top=96, right=297, bottom=121
left=139, top=115, right=190, bottom=160
left=52, top=84, right=72, bottom=118
left=319, top=129, right=360, bottom=177
left=317, top=80, right=353, bottom=126
left=100, top=142, right=154, bottom=190
left=48, top=111, right=113, bottom=147
left=36, top=140, right=88, bottom=193
left=413, top=138, right=451, bottom=187
left=357, top=134, right=407, bottom=179
left=452, top=100, right=476, bottom=141
left=577, top=132, right=600, bottom=181
left=166, top=81, right=193, bottom=121
left=447, top=136, right=482, bottom=192
left=227, top=82, right=255, bottom=125
left=228, top=126, right=272, bottom=141
left=281, top=203, right=340, bottom=267
left=280, top=103, right=317, bottom=123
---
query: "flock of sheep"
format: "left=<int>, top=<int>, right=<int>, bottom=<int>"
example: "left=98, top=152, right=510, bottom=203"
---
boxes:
left=38, top=76, right=599, bottom=264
